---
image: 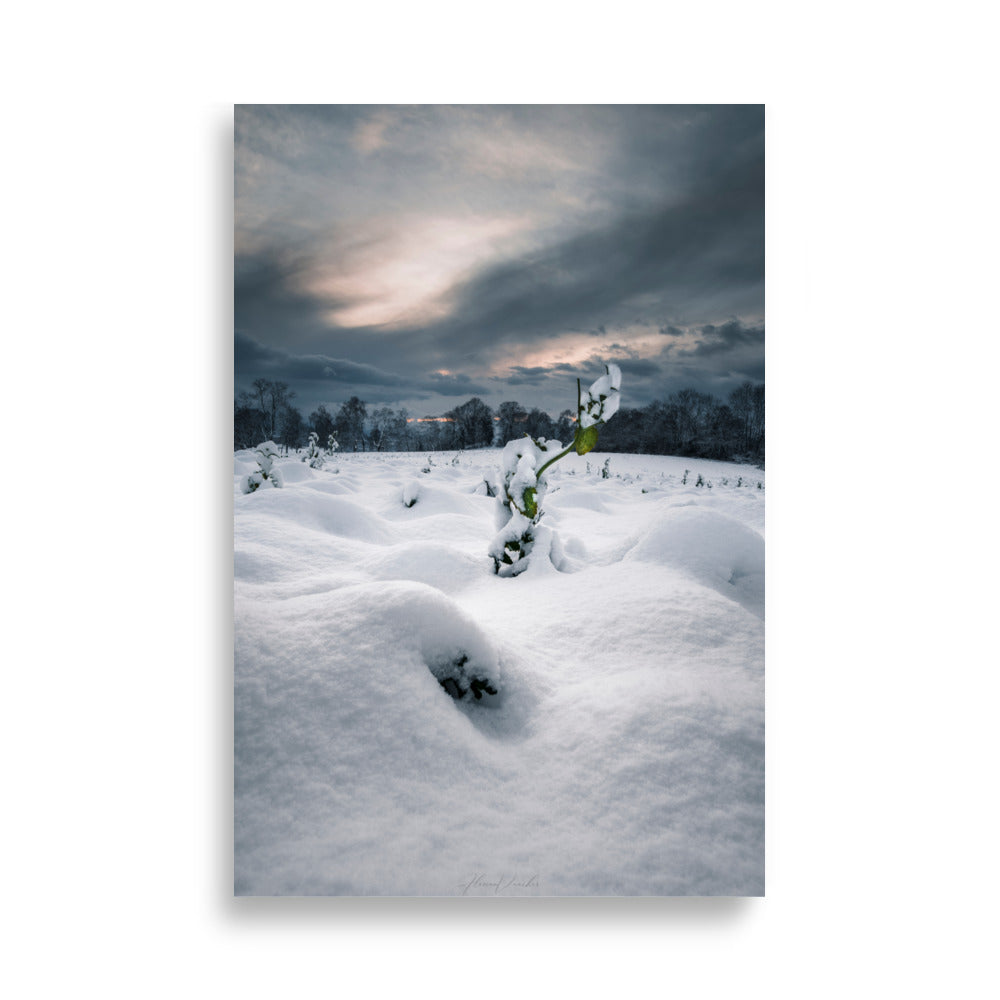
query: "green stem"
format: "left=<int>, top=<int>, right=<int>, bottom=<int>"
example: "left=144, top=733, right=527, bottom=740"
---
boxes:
left=535, top=441, right=576, bottom=479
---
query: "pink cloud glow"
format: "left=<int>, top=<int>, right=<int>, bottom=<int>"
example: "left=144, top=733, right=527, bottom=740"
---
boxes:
left=299, top=213, right=534, bottom=330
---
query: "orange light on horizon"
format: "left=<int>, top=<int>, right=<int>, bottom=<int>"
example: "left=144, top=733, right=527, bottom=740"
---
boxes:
left=404, top=413, right=577, bottom=424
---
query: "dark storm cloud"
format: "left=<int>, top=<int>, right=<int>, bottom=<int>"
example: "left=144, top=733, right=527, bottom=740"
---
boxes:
left=234, top=252, right=338, bottom=346
left=424, top=371, right=492, bottom=394
left=385, top=133, right=763, bottom=359
left=613, top=358, right=662, bottom=377
left=637, top=320, right=766, bottom=403
left=235, top=105, right=764, bottom=415
left=494, top=362, right=593, bottom=389
left=235, top=332, right=492, bottom=414
left=235, top=331, right=408, bottom=388
left=675, top=320, right=765, bottom=358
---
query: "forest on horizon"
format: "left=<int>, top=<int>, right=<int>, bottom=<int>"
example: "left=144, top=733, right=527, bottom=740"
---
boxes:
left=235, top=379, right=764, bottom=465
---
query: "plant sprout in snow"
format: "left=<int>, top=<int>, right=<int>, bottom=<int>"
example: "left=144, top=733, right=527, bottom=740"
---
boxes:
left=303, top=431, right=325, bottom=469
left=490, top=364, right=621, bottom=576
left=241, top=441, right=284, bottom=494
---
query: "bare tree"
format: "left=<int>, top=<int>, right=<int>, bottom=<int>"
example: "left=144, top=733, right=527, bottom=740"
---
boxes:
left=447, top=398, right=494, bottom=449
left=729, top=382, right=765, bottom=459
left=496, top=401, right=527, bottom=444
left=335, top=397, right=368, bottom=451
left=309, top=404, right=336, bottom=444
left=369, top=407, right=409, bottom=451
left=523, top=408, right=555, bottom=441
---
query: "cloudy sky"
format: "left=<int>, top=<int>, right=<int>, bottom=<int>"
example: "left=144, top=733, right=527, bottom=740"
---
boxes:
left=235, top=105, right=763, bottom=418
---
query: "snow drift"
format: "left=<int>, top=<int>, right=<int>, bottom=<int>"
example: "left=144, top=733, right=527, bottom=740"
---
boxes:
left=235, top=448, right=764, bottom=895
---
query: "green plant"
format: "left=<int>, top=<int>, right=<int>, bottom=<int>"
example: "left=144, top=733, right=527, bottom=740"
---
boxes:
left=490, top=365, right=621, bottom=576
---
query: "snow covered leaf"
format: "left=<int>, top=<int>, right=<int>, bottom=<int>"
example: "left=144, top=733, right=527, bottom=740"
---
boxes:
left=578, top=364, right=622, bottom=430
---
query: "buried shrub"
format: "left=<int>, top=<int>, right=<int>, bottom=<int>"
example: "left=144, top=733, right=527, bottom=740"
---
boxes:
left=241, top=441, right=284, bottom=494
left=489, top=364, right=621, bottom=576
left=302, top=431, right=325, bottom=468
left=402, top=480, right=420, bottom=508
left=435, top=654, right=498, bottom=701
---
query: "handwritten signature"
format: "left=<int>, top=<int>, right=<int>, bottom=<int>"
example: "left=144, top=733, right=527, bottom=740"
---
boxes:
left=458, top=873, right=540, bottom=895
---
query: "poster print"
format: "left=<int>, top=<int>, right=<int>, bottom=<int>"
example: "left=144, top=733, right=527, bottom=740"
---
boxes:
left=234, top=105, right=764, bottom=896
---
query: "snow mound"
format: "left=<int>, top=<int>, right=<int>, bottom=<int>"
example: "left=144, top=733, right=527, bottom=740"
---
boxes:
left=391, top=482, right=481, bottom=517
left=547, top=487, right=611, bottom=513
left=401, top=479, right=421, bottom=508
left=236, top=489, right=395, bottom=545
left=365, top=542, right=489, bottom=594
left=301, top=479, right=351, bottom=495
left=236, top=582, right=515, bottom=894
left=628, top=507, right=764, bottom=617
left=272, top=460, right=314, bottom=484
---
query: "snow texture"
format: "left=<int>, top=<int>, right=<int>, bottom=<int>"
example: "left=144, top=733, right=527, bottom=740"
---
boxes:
left=235, top=448, right=764, bottom=895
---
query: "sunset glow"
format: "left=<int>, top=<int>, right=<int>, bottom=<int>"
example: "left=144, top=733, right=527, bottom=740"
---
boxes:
left=301, top=214, right=533, bottom=330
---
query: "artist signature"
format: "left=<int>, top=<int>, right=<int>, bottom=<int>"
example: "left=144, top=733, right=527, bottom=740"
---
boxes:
left=457, top=873, right=540, bottom=895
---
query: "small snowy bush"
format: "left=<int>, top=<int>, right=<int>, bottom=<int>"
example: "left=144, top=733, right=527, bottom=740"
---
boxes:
left=302, top=431, right=325, bottom=469
left=402, top=480, right=420, bottom=508
left=434, top=653, right=498, bottom=701
left=241, top=441, right=284, bottom=494
left=490, top=364, right=621, bottom=576
left=326, top=433, right=339, bottom=455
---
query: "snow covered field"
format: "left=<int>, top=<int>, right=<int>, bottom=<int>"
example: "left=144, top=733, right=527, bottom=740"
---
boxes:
left=234, top=447, right=764, bottom=896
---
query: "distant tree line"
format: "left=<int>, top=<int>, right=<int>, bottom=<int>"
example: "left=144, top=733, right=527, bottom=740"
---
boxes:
left=234, top=378, right=764, bottom=464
